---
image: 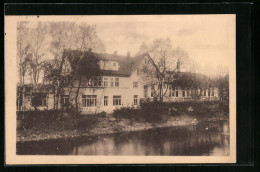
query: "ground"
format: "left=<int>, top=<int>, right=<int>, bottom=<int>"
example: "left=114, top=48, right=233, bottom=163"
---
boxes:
left=17, top=113, right=228, bottom=142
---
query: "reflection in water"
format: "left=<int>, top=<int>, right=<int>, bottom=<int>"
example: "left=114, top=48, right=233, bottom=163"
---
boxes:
left=17, top=121, right=230, bottom=156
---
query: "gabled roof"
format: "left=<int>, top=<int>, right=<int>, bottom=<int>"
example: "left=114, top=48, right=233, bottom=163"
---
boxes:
left=61, top=49, right=146, bottom=77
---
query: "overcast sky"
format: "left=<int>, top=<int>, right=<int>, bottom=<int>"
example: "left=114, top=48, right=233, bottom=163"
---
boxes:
left=20, top=15, right=236, bottom=74
left=78, top=15, right=235, bottom=72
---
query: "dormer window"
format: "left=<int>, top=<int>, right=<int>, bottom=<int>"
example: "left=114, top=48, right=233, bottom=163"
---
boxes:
left=111, top=61, right=119, bottom=71
left=99, top=60, right=119, bottom=71
left=133, top=82, right=138, bottom=88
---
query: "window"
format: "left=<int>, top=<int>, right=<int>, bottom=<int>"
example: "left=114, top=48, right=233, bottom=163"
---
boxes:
left=145, top=59, right=150, bottom=64
left=182, top=89, right=185, bottom=97
left=134, top=95, right=138, bottom=105
left=172, top=89, right=175, bottom=97
left=104, top=96, right=108, bottom=106
left=204, top=89, right=206, bottom=96
left=110, top=78, right=114, bottom=87
left=94, top=77, right=102, bottom=87
left=191, top=89, right=194, bottom=97
left=208, top=89, right=211, bottom=97
left=175, top=87, right=178, bottom=97
left=212, top=89, right=214, bottom=96
left=115, top=78, right=119, bottom=87
left=169, top=86, right=175, bottom=97
left=151, top=91, right=154, bottom=97
left=187, top=88, right=190, bottom=97
left=82, top=95, right=97, bottom=107
left=133, top=82, right=138, bottom=88
left=103, top=77, right=108, bottom=87
left=144, top=85, right=148, bottom=97
left=61, top=95, right=69, bottom=107
left=32, top=93, right=47, bottom=106
left=113, top=96, right=121, bottom=105
left=169, top=86, right=174, bottom=97
left=151, top=85, right=155, bottom=97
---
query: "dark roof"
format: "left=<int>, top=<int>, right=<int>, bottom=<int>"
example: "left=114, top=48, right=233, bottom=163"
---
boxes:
left=96, top=53, right=125, bottom=61
left=169, top=71, right=219, bottom=88
left=61, top=49, right=145, bottom=77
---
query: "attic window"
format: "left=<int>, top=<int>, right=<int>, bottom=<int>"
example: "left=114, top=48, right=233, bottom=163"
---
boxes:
left=133, top=82, right=138, bottom=88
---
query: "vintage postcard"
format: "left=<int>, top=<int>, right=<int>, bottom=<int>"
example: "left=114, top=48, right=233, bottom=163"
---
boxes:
left=5, top=15, right=236, bottom=164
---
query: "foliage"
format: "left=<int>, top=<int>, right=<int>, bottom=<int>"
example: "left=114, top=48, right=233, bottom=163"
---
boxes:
left=75, top=115, right=99, bottom=131
left=17, top=110, right=106, bottom=130
left=113, top=107, right=141, bottom=122
left=112, top=101, right=227, bottom=123
left=113, top=102, right=170, bottom=123
left=214, top=74, right=229, bottom=104
left=140, top=101, right=170, bottom=122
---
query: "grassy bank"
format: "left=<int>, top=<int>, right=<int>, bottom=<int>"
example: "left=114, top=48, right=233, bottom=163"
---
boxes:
left=17, top=101, right=229, bottom=142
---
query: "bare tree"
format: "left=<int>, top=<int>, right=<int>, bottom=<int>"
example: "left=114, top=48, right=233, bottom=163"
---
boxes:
left=55, top=23, right=106, bottom=114
left=17, top=21, right=30, bottom=85
left=17, top=21, right=31, bottom=111
left=48, top=22, right=80, bottom=110
left=27, top=22, right=49, bottom=87
left=36, top=22, right=106, bottom=114
left=138, top=38, right=189, bottom=101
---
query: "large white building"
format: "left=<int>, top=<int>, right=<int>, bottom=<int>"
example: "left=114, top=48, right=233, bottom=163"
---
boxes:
left=17, top=49, right=220, bottom=114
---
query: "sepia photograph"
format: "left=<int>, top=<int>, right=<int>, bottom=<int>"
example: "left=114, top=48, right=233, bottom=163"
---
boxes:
left=5, top=15, right=236, bottom=164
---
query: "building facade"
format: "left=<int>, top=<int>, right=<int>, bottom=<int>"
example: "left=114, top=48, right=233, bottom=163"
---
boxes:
left=17, top=49, right=220, bottom=114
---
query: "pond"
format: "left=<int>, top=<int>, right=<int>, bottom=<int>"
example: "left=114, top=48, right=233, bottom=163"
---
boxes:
left=17, top=120, right=230, bottom=156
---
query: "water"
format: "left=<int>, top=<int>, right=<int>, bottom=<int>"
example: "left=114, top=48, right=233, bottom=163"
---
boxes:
left=17, top=121, right=230, bottom=156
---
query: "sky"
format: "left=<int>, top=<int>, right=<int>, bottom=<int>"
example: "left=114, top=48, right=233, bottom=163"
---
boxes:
left=82, top=15, right=235, bottom=69
left=19, top=15, right=236, bottom=75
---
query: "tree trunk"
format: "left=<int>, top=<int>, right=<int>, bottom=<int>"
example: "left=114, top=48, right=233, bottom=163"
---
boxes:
left=195, top=88, right=197, bottom=102
left=159, top=80, right=163, bottom=102
left=22, top=86, right=25, bottom=111
left=75, top=76, right=82, bottom=115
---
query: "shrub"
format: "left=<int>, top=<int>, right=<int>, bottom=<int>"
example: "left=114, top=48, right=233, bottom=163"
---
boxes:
left=17, top=110, right=64, bottom=129
left=75, top=115, right=99, bottom=130
left=140, top=101, right=170, bottom=122
left=113, top=107, right=141, bottom=122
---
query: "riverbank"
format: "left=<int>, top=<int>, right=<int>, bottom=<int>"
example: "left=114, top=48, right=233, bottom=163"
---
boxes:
left=17, top=113, right=228, bottom=143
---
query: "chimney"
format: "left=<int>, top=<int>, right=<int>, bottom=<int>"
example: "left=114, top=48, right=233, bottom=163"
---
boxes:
left=177, top=59, right=180, bottom=72
left=127, top=51, right=130, bottom=57
left=114, top=51, right=118, bottom=55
